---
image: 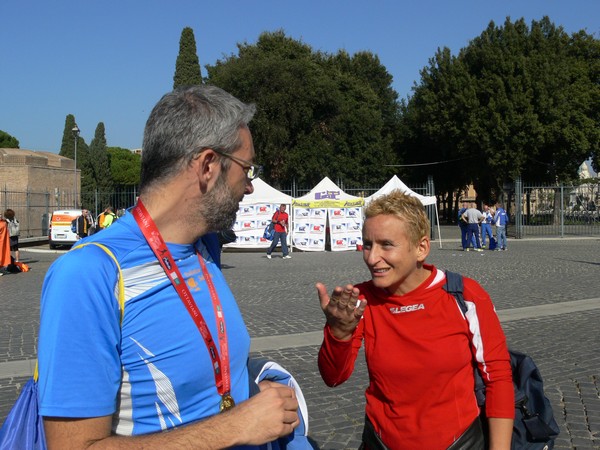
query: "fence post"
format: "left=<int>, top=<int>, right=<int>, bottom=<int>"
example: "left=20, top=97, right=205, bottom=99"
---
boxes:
left=426, top=175, right=436, bottom=239
left=560, top=185, right=564, bottom=238
left=515, top=176, right=523, bottom=239
left=42, top=191, right=50, bottom=236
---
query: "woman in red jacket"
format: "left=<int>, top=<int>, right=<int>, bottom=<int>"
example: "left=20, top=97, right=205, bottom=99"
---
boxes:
left=316, top=190, right=514, bottom=449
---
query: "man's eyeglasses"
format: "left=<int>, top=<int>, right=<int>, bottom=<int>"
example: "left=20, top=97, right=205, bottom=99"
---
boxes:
left=211, top=148, right=263, bottom=180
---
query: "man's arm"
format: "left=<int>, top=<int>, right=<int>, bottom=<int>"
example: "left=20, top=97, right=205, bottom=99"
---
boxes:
left=44, top=382, right=299, bottom=449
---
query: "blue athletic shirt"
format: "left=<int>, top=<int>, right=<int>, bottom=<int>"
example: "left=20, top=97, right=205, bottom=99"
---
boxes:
left=38, top=211, right=252, bottom=438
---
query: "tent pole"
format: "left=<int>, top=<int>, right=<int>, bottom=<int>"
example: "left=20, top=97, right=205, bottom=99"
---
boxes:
left=289, top=202, right=293, bottom=254
left=435, top=206, right=442, bottom=249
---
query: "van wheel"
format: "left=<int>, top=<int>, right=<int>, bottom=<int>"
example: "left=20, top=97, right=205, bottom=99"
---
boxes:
left=49, top=243, right=57, bottom=250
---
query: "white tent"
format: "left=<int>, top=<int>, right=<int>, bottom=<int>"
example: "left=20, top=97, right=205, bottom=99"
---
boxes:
left=365, top=175, right=442, bottom=248
left=227, top=178, right=292, bottom=249
left=365, top=175, right=436, bottom=206
left=294, top=177, right=365, bottom=208
left=241, top=178, right=293, bottom=205
left=292, top=177, right=364, bottom=252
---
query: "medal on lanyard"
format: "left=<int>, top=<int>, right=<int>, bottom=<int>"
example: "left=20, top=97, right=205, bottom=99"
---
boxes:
left=220, top=392, right=235, bottom=412
left=133, top=200, right=235, bottom=412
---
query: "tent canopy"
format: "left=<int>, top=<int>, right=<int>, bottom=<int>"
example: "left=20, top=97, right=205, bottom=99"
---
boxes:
left=240, top=178, right=292, bottom=205
left=365, top=175, right=436, bottom=206
left=293, top=177, right=364, bottom=208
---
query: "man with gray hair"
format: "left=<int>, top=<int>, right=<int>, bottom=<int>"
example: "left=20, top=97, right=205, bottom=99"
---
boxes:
left=38, top=85, right=301, bottom=448
left=461, top=202, right=484, bottom=251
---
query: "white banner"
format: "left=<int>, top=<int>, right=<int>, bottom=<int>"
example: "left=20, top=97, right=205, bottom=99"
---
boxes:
left=228, top=203, right=290, bottom=249
left=292, top=207, right=327, bottom=252
left=328, top=207, right=363, bottom=251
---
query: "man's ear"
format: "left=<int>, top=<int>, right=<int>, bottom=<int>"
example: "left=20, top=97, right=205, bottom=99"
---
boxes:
left=193, top=150, right=220, bottom=189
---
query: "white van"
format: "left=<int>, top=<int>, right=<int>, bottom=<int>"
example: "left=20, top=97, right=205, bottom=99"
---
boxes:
left=48, top=209, right=82, bottom=249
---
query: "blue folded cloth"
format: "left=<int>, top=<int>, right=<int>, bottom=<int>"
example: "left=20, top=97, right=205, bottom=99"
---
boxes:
left=247, top=358, right=312, bottom=450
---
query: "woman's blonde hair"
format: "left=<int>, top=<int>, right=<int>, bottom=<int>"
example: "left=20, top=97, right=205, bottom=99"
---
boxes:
left=364, top=190, right=430, bottom=247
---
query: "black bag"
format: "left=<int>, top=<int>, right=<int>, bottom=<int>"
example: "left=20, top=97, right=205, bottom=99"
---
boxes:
left=444, top=271, right=560, bottom=449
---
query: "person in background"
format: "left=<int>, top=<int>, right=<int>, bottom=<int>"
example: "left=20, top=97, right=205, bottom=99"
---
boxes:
left=461, top=202, right=484, bottom=252
left=480, top=204, right=494, bottom=249
left=102, top=206, right=117, bottom=228
left=316, top=190, right=514, bottom=449
left=75, top=208, right=93, bottom=239
left=38, top=85, right=302, bottom=449
left=95, top=209, right=107, bottom=232
left=495, top=203, right=509, bottom=251
left=266, top=204, right=291, bottom=259
left=457, top=201, right=469, bottom=250
left=0, top=212, right=11, bottom=274
left=3, top=209, right=20, bottom=262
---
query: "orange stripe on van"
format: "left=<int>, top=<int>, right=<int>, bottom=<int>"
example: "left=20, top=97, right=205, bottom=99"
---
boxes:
left=52, top=214, right=78, bottom=222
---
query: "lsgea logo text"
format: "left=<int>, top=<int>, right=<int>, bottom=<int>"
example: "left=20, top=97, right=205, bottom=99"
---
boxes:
left=389, top=304, right=425, bottom=314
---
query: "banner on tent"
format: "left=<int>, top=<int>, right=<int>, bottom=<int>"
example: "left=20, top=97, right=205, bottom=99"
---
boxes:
left=293, top=199, right=364, bottom=208
left=292, top=207, right=327, bottom=251
left=328, top=207, right=363, bottom=252
left=229, top=203, right=290, bottom=248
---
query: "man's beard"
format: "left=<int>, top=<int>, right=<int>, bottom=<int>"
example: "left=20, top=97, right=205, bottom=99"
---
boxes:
left=201, top=174, right=242, bottom=233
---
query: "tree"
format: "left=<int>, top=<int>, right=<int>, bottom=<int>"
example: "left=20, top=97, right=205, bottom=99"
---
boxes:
left=59, top=114, right=89, bottom=205
left=206, top=30, right=399, bottom=187
left=59, top=114, right=77, bottom=159
left=402, top=16, right=600, bottom=207
left=107, top=147, right=141, bottom=186
left=173, top=27, right=202, bottom=88
left=84, top=122, right=114, bottom=207
left=0, top=130, right=19, bottom=148
left=401, top=46, right=478, bottom=220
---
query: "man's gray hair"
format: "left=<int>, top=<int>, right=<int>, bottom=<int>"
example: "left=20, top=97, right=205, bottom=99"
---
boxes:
left=140, top=84, right=256, bottom=190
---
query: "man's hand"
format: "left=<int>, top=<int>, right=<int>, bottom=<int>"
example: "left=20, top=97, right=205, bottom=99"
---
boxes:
left=316, top=282, right=366, bottom=341
left=228, top=381, right=300, bottom=445
left=45, top=384, right=301, bottom=449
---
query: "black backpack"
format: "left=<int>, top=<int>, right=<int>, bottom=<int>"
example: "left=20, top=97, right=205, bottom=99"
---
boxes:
left=444, top=271, right=560, bottom=449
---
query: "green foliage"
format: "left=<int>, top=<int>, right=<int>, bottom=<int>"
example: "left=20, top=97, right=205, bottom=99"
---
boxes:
left=82, top=122, right=114, bottom=207
left=403, top=16, right=600, bottom=203
left=107, top=147, right=141, bottom=186
left=0, top=130, right=19, bottom=148
left=59, top=114, right=83, bottom=159
left=206, top=30, right=399, bottom=187
left=59, top=114, right=89, bottom=193
left=173, top=27, right=202, bottom=89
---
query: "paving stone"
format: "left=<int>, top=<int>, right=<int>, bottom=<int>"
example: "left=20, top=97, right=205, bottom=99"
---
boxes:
left=1, top=236, right=599, bottom=448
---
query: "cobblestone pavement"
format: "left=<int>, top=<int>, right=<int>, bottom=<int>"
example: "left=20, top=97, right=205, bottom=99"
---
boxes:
left=1, top=234, right=599, bottom=449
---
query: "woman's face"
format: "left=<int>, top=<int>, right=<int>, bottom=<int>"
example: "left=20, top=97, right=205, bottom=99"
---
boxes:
left=362, top=214, right=429, bottom=296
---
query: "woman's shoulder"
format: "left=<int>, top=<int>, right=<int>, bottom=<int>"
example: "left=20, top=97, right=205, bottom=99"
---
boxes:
left=461, top=276, right=493, bottom=305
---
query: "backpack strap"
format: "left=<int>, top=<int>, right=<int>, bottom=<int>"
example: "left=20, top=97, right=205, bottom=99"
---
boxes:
left=443, top=270, right=468, bottom=315
left=443, top=270, right=487, bottom=406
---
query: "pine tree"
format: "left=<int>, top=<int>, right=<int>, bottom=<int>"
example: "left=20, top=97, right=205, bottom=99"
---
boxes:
left=59, top=114, right=89, bottom=171
left=59, top=114, right=78, bottom=159
left=173, top=27, right=202, bottom=88
left=87, top=122, right=114, bottom=207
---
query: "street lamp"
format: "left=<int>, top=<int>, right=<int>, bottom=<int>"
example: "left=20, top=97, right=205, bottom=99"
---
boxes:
left=72, top=124, right=80, bottom=208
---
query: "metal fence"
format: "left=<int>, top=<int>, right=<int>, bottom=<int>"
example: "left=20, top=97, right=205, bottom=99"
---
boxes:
left=0, top=188, right=139, bottom=238
left=3, top=178, right=599, bottom=239
left=514, top=178, right=600, bottom=238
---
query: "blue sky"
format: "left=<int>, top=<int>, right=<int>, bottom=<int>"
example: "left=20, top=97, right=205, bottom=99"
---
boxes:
left=1, top=1, right=599, bottom=154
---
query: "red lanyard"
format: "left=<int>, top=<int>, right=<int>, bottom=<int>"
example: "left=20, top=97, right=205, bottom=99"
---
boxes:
left=132, top=200, right=234, bottom=411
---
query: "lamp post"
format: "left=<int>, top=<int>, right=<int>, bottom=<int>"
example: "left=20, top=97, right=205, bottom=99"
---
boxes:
left=72, top=124, right=80, bottom=208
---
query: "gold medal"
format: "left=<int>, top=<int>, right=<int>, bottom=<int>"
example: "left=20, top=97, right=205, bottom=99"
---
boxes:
left=220, top=393, right=235, bottom=412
